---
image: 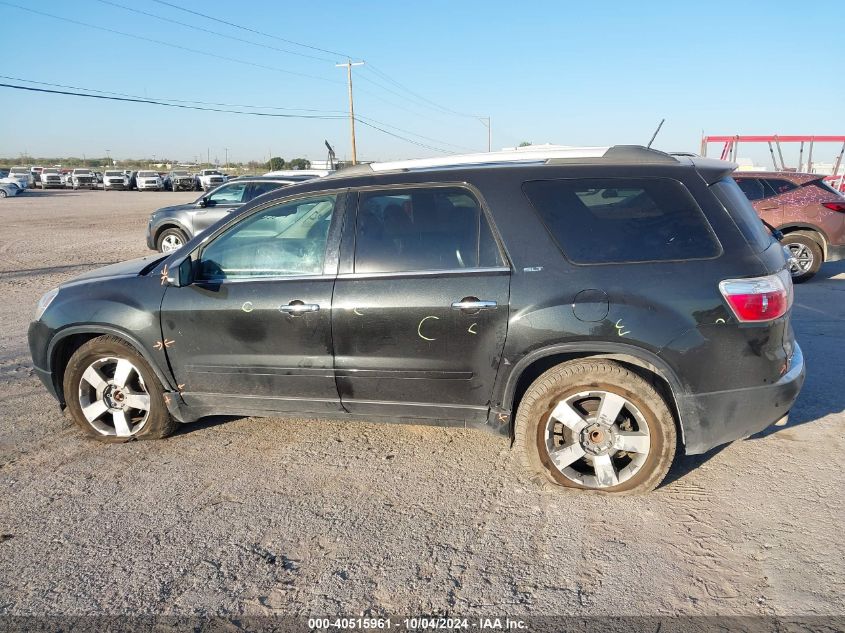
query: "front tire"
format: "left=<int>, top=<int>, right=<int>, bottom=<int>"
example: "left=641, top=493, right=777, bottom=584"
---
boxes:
left=783, top=234, right=822, bottom=283
left=156, top=227, right=188, bottom=253
left=63, top=336, right=177, bottom=442
left=514, top=359, right=676, bottom=494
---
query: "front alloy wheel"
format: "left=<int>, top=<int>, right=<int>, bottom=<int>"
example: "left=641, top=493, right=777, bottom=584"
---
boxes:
left=63, top=335, right=178, bottom=442
left=78, top=357, right=151, bottom=437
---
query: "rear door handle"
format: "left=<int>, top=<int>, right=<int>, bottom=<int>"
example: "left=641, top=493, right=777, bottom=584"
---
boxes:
left=451, top=299, right=497, bottom=310
left=280, top=301, right=320, bottom=315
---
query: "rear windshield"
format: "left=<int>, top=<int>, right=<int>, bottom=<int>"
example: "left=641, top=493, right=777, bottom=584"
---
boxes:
left=806, top=179, right=844, bottom=198
left=711, top=177, right=774, bottom=252
left=522, top=178, right=721, bottom=264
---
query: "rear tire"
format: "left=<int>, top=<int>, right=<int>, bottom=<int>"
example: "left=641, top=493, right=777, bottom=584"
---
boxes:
left=514, top=359, right=676, bottom=494
left=783, top=234, right=822, bottom=283
left=63, top=335, right=178, bottom=442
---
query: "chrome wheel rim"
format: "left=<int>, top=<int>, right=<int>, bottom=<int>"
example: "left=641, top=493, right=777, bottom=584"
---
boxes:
left=78, top=357, right=150, bottom=437
left=160, top=234, right=183, bottom=252
left=786, top=242, right=814, bottom=274
left=544, top=390, right=651, bottom=489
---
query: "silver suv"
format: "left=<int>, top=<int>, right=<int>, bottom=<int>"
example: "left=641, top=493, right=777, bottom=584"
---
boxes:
left=146, top=176, right=317, bottom=252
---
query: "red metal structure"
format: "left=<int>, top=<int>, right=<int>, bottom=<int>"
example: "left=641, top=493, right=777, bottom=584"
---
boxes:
left=701, top=135, right=845, bottom=192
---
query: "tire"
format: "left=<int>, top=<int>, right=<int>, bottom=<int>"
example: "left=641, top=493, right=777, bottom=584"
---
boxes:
left=62, top=335, right=178, bottom=442
left=0, top=190, right=6, bottom=199
left=782, top=234, right=822, bottom=283
left=513, top=359, right=676, bottom=494
left=156, top=227, right=188, bottom=253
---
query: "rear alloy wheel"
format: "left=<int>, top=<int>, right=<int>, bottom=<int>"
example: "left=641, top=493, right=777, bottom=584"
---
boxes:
left=63, top=336, right=177, bottom=442
left=0, top=190, right=6, bottom=199
left=514, top=359, right=676, bottom=494
left=783, top=235, right=822, bottom=283
left=156, top=227, right=188, bottom=253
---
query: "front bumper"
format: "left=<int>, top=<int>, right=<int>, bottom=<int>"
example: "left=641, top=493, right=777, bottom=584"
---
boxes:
left=104, top=182, right=127, bottom=190
left=827, top=243, right=845, bottom=262
left=679, top=343, right=805, bottom=454
left=138, top=184, right=162, bottom=190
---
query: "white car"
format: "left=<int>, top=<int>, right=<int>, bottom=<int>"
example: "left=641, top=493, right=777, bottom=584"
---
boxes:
left=197, top=169, right=227, bottom=191
left=136, top=170, right=163, bottom=191
left=103, top=170, right=130, bottom=190
left=69, top=169, right=97, bottom=189
left=7, top=166, right=32, bottom=189
left=39, top=168, right=64, bottom=189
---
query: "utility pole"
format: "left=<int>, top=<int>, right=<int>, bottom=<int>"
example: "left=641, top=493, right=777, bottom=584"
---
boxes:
left=479, top=117, right=492, bottom=152
left=224, top=147, right=229, bottom=170
left=336, top=59, right=364, bottom=164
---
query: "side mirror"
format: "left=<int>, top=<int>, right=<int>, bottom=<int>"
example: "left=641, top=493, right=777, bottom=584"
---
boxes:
left=197, top=197, right=207, bottom=208
left=164, top=256, right=194, bottom=287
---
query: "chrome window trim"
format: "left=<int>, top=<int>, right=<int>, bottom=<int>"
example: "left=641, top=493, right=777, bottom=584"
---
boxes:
left=337, top=266, right=510, bottom=281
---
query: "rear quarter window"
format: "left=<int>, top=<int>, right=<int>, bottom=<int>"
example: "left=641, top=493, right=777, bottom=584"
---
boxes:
left=711, top=177, right=773, bottom=253
left=522, top=178, right=721, bottom=264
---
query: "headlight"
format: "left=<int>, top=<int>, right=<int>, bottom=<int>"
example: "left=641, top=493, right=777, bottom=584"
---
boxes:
left=35, top=288, right=59, bottom=321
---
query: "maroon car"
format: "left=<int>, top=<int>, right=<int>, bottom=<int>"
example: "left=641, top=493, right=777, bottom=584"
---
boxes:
left=734, top=171, right=845, bottom=282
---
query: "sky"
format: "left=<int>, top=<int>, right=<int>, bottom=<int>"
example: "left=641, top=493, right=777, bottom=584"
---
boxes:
left=1, top=0, right=843, bottom=166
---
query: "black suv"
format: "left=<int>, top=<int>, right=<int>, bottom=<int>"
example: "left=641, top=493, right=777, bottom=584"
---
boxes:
left=28, top=146, right=804, bottom=493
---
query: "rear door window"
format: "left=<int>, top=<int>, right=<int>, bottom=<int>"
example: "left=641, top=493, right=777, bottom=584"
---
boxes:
left=522, top=178, right=721, bottom=264
left=353, top=187, right=504, bottom=273
left=249, top=181, right=286, bottom=201
left=764, top=179, right=798, bottom=196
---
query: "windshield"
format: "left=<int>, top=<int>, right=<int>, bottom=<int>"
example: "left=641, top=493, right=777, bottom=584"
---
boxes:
left=104, top=171, right=122, bottom=176
left=42, top=168, right=59, bottom=174
left=172, top=171, right=189, bottom=176
left=74, top=170, right=92, bottom=174
left=204, top=170, right=222, bottom=176
left=9, top=168, right=28, bottom=174
left=138, top=171, right=158, bottom=177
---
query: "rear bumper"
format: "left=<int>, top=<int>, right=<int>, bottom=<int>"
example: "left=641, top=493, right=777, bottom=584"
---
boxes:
left=680, top=343, right=805, bottom=454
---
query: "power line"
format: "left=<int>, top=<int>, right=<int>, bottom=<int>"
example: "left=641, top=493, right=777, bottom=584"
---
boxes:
left=149, top=0, right=479, bottom=123
left=0, top=81, right=459, bottom=154
left=150, top=0, right=351, bottom=59
left=0, top=75, right=346, bottom=113
left=356, top=120, right=451, bottom=154
left=0, top=1, right=341, bottom=85
left=0, top=83, right=346, bottom=119
left=93, top=0, right=335, bottom=63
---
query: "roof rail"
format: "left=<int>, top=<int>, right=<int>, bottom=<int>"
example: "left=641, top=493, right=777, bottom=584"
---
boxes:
left=369, top=146, right=610, bottom=172
left=325, top=145, right=697, bottom=178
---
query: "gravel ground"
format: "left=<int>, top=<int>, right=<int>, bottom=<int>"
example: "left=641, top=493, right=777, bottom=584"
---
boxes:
left=0, top=190, right=843, bottom=617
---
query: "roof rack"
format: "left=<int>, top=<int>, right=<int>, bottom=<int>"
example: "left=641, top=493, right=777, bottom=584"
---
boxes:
left=369, top=146, right=610, bottom=172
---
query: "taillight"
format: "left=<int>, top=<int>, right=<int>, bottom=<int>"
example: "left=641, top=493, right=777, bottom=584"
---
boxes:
left=822, top=201, right=845, bottom=212
left=719, top=270, right=792, bottom=322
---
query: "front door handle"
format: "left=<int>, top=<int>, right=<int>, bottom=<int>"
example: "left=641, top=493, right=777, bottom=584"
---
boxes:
left=451, top=298, right=497, bottom=310
left=280, top=301, right=320, bottom=315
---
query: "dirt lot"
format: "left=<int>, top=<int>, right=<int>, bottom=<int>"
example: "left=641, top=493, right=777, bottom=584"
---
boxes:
left=1, top=189, right=843, bottom=617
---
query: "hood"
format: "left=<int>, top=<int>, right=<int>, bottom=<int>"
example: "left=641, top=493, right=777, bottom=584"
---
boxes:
left=152, top=200, right=200, bottom=217
left=62, top=255, right=165, bottom=287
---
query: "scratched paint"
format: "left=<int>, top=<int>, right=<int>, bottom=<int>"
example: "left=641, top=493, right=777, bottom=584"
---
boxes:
left=467, top=323, right=478, bottom=335
left=614, top=319, right=631, bottom=337
left=153, top=339, right=175, bottom=350
left=417, top=315, right=439, bottom=341
left=159, top=265, right=169, bottom=286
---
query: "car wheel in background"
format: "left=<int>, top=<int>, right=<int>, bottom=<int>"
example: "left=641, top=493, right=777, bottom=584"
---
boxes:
left=156, top=227, right=188, bottom=253
left=514, top=359, right=676, bottom=494
left=0, top=190, right=6, bottom=199
left=783, top=234, right=822, bottom=283
left=62, top=335, right=178, bottom=442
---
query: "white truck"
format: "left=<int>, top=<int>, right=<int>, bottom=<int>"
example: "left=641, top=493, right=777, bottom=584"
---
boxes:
left=8, top=167, right=32, bottom=189
left=39, top=168, right=64, bottom=189
left=69, top=169, right=97, bottom=189
left=136, top=170, right=163, bottom=191
left=197, top=169, right=227, bottom=192
left=103, top=170, right=130, bottom=190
